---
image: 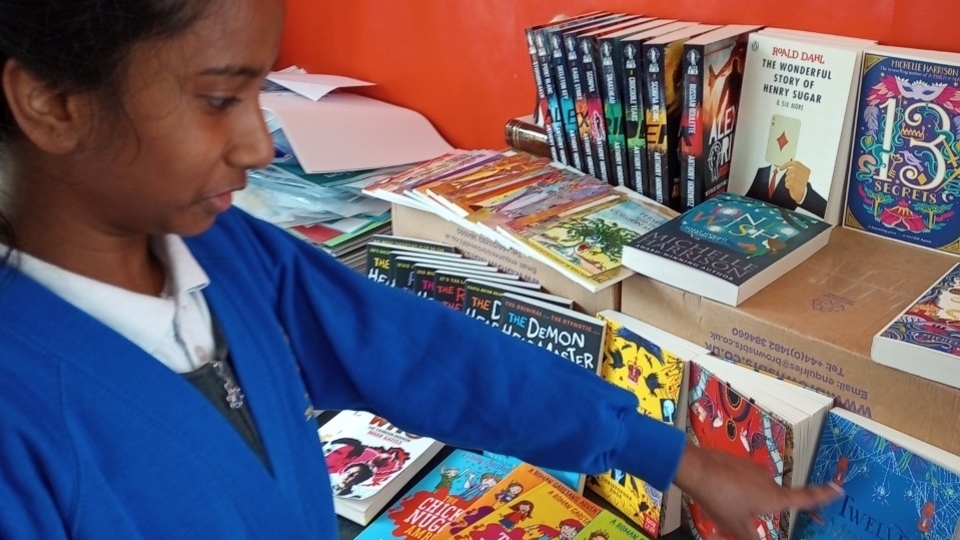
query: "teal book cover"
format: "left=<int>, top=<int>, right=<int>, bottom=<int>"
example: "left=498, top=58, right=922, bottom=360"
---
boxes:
left=356, top=449, right=517, bottom=540
left=794, top=411, right=960, bottom=540
left=628, top=192, right=830, bottom=286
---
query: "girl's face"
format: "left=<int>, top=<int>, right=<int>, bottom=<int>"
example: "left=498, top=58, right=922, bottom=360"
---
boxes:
left=81, top=0, right=283, bottom=237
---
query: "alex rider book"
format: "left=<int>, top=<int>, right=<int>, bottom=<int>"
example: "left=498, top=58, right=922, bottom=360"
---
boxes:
left=621, top=193, right=832, bottom=306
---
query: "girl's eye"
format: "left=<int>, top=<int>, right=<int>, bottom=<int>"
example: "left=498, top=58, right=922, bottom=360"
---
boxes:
left=205, top=96, right=240, bottom=111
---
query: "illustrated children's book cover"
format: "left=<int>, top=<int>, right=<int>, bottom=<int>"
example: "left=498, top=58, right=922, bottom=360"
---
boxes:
left=621, top=192, right=832, bottom=306
left=683, top=361, right=793, bottom=540
left=318, top=410, right=445, bottom=525
left=843, top=47, right=960, bottom=253
left=793, top=409, right=960, bottom=540
left=355, top=449, right=517, bottom=540
left=449, top=471, right=602, bottom=540
left=872, top=262, right=960, bottom=391
left=572, top=509, right=655, bottom=540
left=587, top=310, right=693, bottom=538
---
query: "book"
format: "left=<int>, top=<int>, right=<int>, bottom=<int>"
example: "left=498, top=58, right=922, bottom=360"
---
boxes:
left=504, top=116, right=551, bottom=159
left=573, top=509, right=655, bottom=540
left=461, top=277, right=573, bottom=329
left=365, top=241, right=463, bottom=286
left=355, top=449, right=518, bottom=540
left=679, top=25, right=759, bottom=210
left=588, top=310, right=707, bottom=538
left=872, top=262, right=960, bottom=391
left=449, top=466, right=603, bottom=540
left=621, top=192, right=833, bottom=306
left=575, top=17, right=658, bottom=184
left=727, top=31, right=863, bottom=224
left=598, top=19, right=679, bottom=189
left=643, top=24, right=720, bottom=209
left=842, top=45, right=960, bottom=253
left=683, top=354, right=834, bottom=540
left=497, top=191, right=676, bottom=292
left=318, top=410, right=445, bottom=525
left=793, top=408, right=960, bottom=540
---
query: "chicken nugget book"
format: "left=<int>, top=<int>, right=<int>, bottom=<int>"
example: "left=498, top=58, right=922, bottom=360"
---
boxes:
left=623, top=193, right=831, bottom=305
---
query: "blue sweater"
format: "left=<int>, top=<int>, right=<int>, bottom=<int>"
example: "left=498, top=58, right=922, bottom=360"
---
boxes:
left=0, top=208, right=685, bottom=539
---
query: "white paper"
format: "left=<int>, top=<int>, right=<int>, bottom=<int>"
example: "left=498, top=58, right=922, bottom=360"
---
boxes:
left=265, top=72, right=374, bottom=101
left=260, top=92, right=454, bottom=173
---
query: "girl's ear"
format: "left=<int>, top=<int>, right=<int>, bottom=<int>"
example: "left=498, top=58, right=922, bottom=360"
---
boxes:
left=2, top=59, right=91, bottom=154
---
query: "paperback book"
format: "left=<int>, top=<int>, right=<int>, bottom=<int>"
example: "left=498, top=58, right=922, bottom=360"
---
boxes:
left=872, top=262, right=960, bottom=391
left=319, top=410, right=445, bottom=525
left=794, top=408, right=960, bottom=540
left=621, top=192, right=833, bottom=306
left=842, top=46, right=960, bottom=253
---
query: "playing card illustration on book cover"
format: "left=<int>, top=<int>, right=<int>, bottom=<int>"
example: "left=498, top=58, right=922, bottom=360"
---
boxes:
left=793, top=411, right=960, bottom=540
left=684, top=362, right=792, bottom=540
left=844, top=51, right=960, bottom=253
left=587, top=313, right=686, bottom=538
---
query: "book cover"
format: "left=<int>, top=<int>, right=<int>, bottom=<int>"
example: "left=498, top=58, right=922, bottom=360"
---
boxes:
left=502, top=195, right=675, bottom=282
left=843, top=49, right=960, bottom=253
left=620, top=22, right=698, bottom=195
left=872, top=262, right=960, bottom=390
left=442, top=464, right=575, bottom=537
left=680, top=26, right=755, bottom=210
left=450, top=477, right=602, bottom=540
left=599, top=20, right=677, bottom=189
left=727, top=33, right=861, bottom=223
left=587, top=311, right=688, bottom=538
left=572, top=509, right=654, bottom=540
left=355, top=449, right=518, bottom=540
left=793, top=410, right=960, bottom=540
left=461, top=278, right=572, bottom=329
left=622, top=193, right=832, bottom=306
left=683, top=361, right=792, bottom=540
left=644, top=25, right=720, bottom=209
left=319, top=411, right=445, bottom=525
left=499, top=292, right=607, bottom=374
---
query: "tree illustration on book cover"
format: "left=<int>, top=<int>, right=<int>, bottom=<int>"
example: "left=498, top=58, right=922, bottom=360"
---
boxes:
left=683, top=362, right=791, bottom=540
left=793, top=412, right=960, bottom=540
left=844, top=52, right=960, bottom=254
left=880, top=263, right=960, bottom=357
left=679, top=193, right=824, bottom=258
left=588, top=315, right=685, bottom=538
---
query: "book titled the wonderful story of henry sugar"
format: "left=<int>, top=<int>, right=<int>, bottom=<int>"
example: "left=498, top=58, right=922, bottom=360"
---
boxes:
left=621, top=192, right=832, bottom=306
left=843, top=46, right=960, bottom=254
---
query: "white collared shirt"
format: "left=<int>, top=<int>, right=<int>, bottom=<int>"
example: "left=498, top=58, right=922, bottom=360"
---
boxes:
left=15, top=236, right=214, bottom=374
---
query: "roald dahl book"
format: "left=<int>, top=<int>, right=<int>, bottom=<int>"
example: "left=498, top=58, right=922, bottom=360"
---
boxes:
left=621, top=192, right=832, bottom=306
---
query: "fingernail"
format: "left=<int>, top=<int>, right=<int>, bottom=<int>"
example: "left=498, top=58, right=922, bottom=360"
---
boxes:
left=828, top=481, right=845, bottom=494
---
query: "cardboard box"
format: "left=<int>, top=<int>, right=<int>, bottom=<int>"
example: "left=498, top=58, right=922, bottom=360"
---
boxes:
left=621, top=226, right=960, bottom=455
left=390, top=203, right=620, bottom=315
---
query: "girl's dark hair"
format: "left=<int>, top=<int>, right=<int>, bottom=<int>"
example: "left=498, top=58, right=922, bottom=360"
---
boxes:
left=0, top=0, right=212, bottom=257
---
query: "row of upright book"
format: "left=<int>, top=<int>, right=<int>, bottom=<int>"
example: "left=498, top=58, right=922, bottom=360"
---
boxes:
left=329, top=235, right=960, bottom=539
left=524, top=11, right=960, bottom=262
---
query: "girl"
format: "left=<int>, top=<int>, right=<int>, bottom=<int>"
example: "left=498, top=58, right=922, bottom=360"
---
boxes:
left=0, top=1, right=838, bottom=538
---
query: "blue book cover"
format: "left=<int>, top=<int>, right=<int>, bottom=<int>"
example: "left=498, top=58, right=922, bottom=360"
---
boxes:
left=356, top=449, right=517, bottom=540
left=794, top=410, right=960, bottom=540
left=843, top=50, right=960, bottom=254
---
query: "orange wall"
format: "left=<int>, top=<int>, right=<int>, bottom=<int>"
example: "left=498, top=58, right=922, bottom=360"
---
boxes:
left=279, top=0, right=957, bottom=151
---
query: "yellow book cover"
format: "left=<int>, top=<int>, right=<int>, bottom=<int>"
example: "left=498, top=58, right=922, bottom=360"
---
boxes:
left=586, top=311, right=688, bottom=538
left=449, top=477, right=601, bottom=540
left=572, top=509, right=653, bottom=540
